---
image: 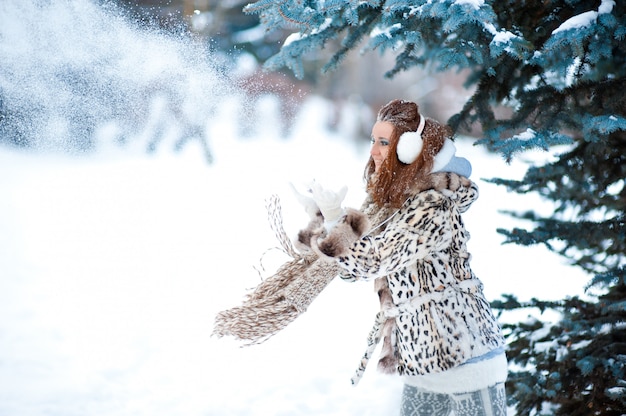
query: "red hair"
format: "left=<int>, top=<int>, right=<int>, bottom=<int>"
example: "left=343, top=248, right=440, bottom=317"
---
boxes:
left=365, top=99, right=452, bottom=208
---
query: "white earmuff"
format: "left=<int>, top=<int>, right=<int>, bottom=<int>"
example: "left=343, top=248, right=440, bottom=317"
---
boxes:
left=396, top=114, right=426, bottom=164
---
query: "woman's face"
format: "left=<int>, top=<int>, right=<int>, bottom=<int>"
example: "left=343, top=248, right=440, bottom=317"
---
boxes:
left=370, top=121, right=394, bottom=172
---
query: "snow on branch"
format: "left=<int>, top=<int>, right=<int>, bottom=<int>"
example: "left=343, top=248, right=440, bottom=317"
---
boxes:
left=552, top=0, right=615, bottom=34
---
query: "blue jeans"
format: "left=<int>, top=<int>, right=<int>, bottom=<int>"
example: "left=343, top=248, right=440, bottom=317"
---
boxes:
left=400, top=383, right=507, bottom=416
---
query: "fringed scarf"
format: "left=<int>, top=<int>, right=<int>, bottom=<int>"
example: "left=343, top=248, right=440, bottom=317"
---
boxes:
left=212, top=195, right=342, bottom=345
left=211, top=192, right=395, bottom=347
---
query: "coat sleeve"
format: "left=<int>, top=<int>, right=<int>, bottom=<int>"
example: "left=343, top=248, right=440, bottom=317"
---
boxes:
left=337, top=190, right=452, bottom=281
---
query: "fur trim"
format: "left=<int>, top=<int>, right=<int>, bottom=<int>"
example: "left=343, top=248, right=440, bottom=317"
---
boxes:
left=375, top=277, right=394, bottom=310
left=375, top=277, right=398, bottom=374
left=344, top=208, right=369, bottom=236
left=294, top=213, right=323, bottom=253
left=407, top=171, right=472, bottom=198
left=315, top=208, right=369, bottom=258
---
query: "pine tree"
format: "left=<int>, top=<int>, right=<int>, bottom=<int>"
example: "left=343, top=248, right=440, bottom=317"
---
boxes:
left=242, top=0, right=626, bottom=414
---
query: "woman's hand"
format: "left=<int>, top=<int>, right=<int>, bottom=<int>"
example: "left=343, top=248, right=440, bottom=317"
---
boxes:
left=309, top=181, right=348, bottom=224
left=289, top=182, right=320, bottom=220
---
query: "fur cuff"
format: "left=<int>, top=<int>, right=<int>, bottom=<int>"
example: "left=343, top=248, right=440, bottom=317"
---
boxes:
left=375, top=277, right=398, bottom=374
left=294, top=213, right=324, bottom=253
left=313, top=208, right=369, bottom=258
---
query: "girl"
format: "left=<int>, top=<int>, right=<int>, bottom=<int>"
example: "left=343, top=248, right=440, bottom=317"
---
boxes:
left=302, top=99, right=508, bottom=416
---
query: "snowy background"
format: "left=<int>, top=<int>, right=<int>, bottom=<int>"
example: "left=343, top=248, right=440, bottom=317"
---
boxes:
left=0, top=1, right=590, bottom=415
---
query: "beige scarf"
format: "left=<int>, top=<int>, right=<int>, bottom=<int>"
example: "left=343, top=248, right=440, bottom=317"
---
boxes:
left=212, top=195, right=343, bottom=345
left=211, top=192, right=395, bottom=344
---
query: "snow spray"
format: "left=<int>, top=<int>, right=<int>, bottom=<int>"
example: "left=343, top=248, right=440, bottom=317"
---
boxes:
left=0, top=0, right=243, bottom=159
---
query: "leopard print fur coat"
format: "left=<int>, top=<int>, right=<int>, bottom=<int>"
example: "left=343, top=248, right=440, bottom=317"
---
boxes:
left=310, top=172, right=505, bottom=382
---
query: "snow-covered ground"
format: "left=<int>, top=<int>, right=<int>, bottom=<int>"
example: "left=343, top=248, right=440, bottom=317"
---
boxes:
left=0, top=1, right=590, bottom=415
